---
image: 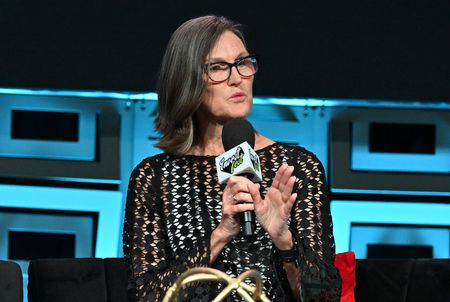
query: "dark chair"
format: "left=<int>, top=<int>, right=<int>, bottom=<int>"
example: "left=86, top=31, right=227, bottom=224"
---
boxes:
left=28, top=258, right=128, bottom=302
left=0, top=260, right=23, bottom=302
left=27, top=257, right=450, bottom=302
left=355, top=258, right=450, bottom=302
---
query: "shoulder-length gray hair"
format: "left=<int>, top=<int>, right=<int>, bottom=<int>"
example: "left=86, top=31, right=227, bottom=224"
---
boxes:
left=155, top=15, right=246, bottom=155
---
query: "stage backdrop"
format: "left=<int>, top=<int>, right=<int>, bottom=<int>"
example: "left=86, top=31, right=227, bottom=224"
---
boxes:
left=0, top=0, right=449, bottom=101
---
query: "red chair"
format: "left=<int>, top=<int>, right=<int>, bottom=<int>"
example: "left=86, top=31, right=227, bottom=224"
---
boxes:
left=334, top=251, right=356, bottom=302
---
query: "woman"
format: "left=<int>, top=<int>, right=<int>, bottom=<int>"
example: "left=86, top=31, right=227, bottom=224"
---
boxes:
left=123, top=15, right=341, bottom=301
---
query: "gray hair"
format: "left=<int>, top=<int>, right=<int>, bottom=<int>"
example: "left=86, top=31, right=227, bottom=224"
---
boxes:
left=155, top=15, right=246, bottom=155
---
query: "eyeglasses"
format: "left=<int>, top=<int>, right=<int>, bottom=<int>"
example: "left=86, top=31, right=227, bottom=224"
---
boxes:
left=204, top=55, right=258, bottom=82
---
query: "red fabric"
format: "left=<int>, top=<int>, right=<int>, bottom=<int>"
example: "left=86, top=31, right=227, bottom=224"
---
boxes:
left=334, top=251, right=356, bottom=302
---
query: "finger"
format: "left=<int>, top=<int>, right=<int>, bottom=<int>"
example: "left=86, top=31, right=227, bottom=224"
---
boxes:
left=272, top=164, right=288, bottom=189
left=288, top=192, right=297, bottom=207
left=279, top=165, right=294, bottom=192
left=283, top=193, right=297, bottom=215
left=233, top=192, right=254, bottom=204
left=281, top=176, right=297, bottom=200
left=229, top=203, right=254, bottom=215
left=224, top=187, right=247, bottom=205
left=227, top=176, right=253, bottom=194
left=228, top=175, right=253, bottom=187
left=247, top=182, right=262, bottom=206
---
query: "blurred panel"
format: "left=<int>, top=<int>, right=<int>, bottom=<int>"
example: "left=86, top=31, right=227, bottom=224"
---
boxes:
left=330, top=108, right=450, bottom=194
left=0, top=94, right=120, bottom=182
left=0, top=99, right=95, bottom=161
left=331, top=200, right=450, bottom=256
left=350, top=224, right=449, bottom=259
left=0, top=184, right=122, bottom=258
left=351, top=115, right=450, bottom=173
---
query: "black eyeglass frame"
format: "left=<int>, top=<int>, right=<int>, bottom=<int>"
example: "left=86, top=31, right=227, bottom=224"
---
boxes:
left=204, top=54, right=258, bottom=83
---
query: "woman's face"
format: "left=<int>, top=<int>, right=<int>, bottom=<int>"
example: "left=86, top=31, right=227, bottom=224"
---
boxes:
left=197, top=31, right=254, bottom=124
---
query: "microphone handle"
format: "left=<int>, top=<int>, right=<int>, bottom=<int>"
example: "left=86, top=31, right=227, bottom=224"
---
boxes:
left=240, top=211, right=255, bottom=237
left=236, top=172, right=256, bottom=237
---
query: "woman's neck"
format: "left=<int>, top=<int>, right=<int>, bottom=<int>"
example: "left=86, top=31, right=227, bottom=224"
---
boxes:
left=187, top=114, right=276, bottom=156
left=188, top=130, right=275, bottom=157
left=188, top=122, right=224, bottom=156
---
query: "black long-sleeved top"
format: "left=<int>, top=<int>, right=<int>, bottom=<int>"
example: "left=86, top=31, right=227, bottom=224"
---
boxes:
left=123, top=142, right=341, bottom=301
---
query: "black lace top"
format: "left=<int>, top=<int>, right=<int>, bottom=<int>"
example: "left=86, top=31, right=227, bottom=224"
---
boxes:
left=123, top=142, right=341, bottom=301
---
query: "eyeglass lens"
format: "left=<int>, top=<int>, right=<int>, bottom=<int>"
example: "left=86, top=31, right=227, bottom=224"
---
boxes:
left=206, top=56, right=258, bottom=82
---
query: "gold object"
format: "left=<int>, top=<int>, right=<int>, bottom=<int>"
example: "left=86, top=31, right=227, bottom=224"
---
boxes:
left=163, top=267, right=271, bottom=302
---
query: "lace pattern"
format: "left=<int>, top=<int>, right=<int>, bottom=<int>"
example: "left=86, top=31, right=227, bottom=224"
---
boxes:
left=123, top=143, right=341, bottom=301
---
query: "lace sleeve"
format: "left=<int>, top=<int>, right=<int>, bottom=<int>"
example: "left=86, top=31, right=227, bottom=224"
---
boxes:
left=275, top=151, right=342, bottom=301
left=122, top=159, right=211, bottom=302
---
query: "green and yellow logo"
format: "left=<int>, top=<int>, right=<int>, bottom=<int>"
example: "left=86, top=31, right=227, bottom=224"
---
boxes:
left=219, top=147, right=245, bottom=174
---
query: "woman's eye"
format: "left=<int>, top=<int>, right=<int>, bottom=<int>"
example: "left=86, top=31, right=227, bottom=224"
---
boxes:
left=209, top=63, right=228, bottom=72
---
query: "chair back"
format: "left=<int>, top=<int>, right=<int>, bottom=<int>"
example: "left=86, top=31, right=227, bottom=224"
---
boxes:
left=0, top=260, right=23, bottom=302
left=28, top=258, right=128, bottom=302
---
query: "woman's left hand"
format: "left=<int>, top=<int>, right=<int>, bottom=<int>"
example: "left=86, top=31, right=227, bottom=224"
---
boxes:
left=248, top=164, right=297, bottom=250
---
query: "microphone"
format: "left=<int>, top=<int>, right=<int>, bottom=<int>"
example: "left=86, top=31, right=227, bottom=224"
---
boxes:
left=215, top=119, right=262, bottom=237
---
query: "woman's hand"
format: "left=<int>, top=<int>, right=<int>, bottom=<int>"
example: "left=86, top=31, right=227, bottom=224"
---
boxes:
left=214, top=175, right=255, bottom=244
left=210, top=175, right=256, bottom=264
left=248, top=164, right=297, bottom=250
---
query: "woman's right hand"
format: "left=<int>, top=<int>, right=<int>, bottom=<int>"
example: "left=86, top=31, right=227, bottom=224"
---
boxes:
left=214, top=175, right=256, bottom=244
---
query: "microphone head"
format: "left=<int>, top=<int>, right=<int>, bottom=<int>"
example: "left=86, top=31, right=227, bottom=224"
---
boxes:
left=222, top=119, right=255, bottom=151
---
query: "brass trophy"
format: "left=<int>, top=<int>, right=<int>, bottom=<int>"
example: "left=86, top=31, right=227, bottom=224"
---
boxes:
left=163, top=267, right=270, bottom=302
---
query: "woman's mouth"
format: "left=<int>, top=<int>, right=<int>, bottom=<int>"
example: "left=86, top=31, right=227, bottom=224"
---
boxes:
left=229, top=92, right=246, bottom=102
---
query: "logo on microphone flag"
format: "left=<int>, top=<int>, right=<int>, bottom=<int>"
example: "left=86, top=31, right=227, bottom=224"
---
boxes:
left=215, top=141, right=262, bottom=184
left=249, top=148, right=261, bottom=172
left=219, top=146, right=245, bottom=174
